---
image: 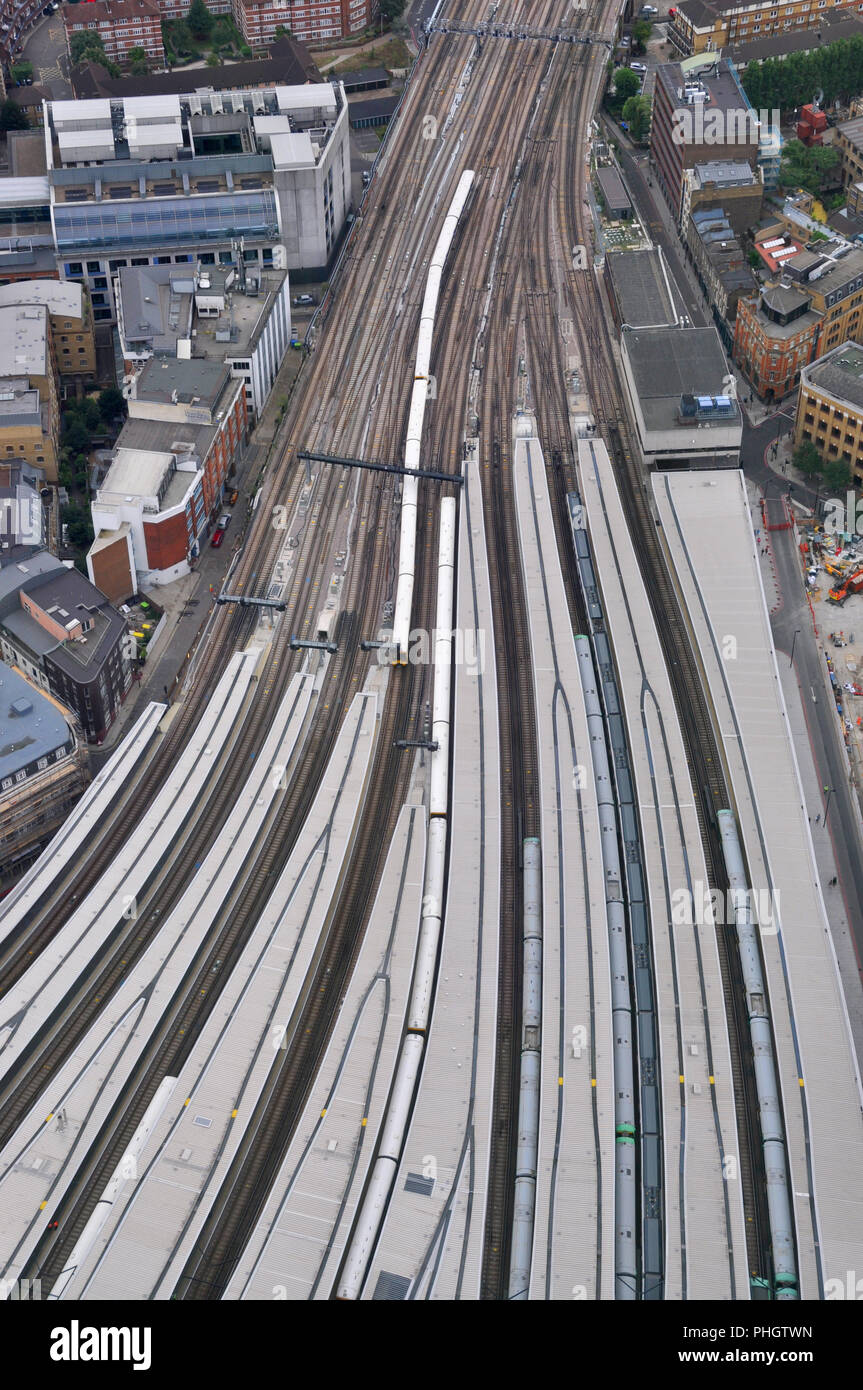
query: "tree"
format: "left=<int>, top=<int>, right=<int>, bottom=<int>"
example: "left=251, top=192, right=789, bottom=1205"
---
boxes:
left=631, top=19, right=652, bottom=52
left=77, top=397, right=102, bottom=432
left=823, top=456, right=853, bottom=490
left=380, top=0, right=405, bottom=19
left=187, top=0, right=214, bottom=40
left=748, top=248, right=761, bottom=268
left=793, top=440, right=823, bottom=479
left=10, top=61, right=33, bottom=83
left=622, top=94, right=651, bottom=141
left=780, top=139, right=839, bottom=197
left=61, top=502, right=93, bottom=550
left=99, top=387, right=127, bottom=423
left=206, top=51, right=221, bottom=66
left=0, top=100, right=30, bottom=133
left=613, top=66, right=640, bottom=102
left=128, top=46, right=149, bottom=75
left=62, top=419, right=90, bottom=456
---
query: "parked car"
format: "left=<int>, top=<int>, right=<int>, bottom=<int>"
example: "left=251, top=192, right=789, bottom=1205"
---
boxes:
left=293, top=293, right=315, bottom=306
left=210, top=528, right=225, bottom=548
left=216, top=512, right=231, bottom=531
left=629, top=61, right=647, bottom=73
left=228, top=488, right=238, bottom=505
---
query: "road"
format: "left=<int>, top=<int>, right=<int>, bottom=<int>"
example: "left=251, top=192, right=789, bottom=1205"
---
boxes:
left=21, top=11, right=70, bottom=98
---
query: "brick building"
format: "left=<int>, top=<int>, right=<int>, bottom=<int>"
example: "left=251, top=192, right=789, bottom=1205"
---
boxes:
left=794, top=339, right=863, bottom=485
left=651, top=59, right=761, bottom=222
left=0, top=660, right=90, bottom=891
left=88, top=358, right=247, bottom=598
left=0, top=552, right=134, bottom=742
left=0, top=304, right=59, bottom=482
left=680, top=159, right=764, bottom=239
left=232, top=0, right=376, bottom=49
left=64, top=0, right=165, bottom=68
left=669, top=0, right=863, bottom=57
left=0, top=280, right=96, bottom=383
left=734, top=242, right=863, bottom=398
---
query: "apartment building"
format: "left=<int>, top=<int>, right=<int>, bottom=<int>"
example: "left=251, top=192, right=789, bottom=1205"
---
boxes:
left=734, top=241, right=863, bottom=397
left=669, top=0, right=863, bottom=57
left=793, top=339, right=863, bottom=482
left=0, top=304, right=59, bottom=481
left=0, top=660, right=89, bottom=891
left=233, top=0, right=375, bottom=49
left=651, top=59, right=761, bottom=221
left=0, top=280, right=96, bottom=382
left=0, top=551, right=133, bottom=742
left=724, top=6, right=863, bottom=61
left=45, top=84, right=350, bottom=323
left=64, top=0, right=165, bottom=68
left=88, top=357, right=247, bottom=597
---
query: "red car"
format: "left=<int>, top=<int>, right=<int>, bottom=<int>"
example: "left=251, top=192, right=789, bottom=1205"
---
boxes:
left=211, top=528, right=225, bottom=548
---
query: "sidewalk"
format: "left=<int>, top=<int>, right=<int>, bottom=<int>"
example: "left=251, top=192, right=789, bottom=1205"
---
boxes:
left=779, top=659, right=863, bottom=1057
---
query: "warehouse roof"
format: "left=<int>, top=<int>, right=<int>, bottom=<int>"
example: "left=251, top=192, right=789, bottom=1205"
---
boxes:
left=605, top=248, right=680, bottom=327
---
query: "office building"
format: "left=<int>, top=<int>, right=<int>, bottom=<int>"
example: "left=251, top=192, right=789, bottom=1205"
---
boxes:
left=46, top=84, right=351, bottom=323
left=115, top=260, right=291, bottom=416
left=794, top=339, right=863, bottom=485
left=651, top=58, right=761, bottom=222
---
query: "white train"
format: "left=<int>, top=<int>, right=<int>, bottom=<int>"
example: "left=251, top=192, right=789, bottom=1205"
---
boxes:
left=337, top=497, right=456, bottom=1298
left=392, top=170, right=474, bottom=664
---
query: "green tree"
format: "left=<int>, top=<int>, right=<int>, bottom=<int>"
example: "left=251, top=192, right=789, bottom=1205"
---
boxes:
left=823, top=456, right=853, bottom=490
left=748, top=248, right=761, bottom=268
left=10, top=61, right=33, bottom=82
left=62, top=419, right=90, bottom=455
left=127, top=46, right=149, bottom=74
left=61, top=502, right=94, bottom=550
left=99, top=387, right=127, bottom=422
left=380, top=0, right=404, bottom=19
left=631, top=19, right=652, bottom=52
left=274, top=24, right=293, bottom=37
left=206, top=51, right=221, bottom=66
left=0, top=100, right=29, bottom=132
left=622, top=94, right=651, bottom=141
left=77, top=397, right=101, bottom=432
left=793, top=440, right=823, bottom=479
left=613, top=66, right=640, bottom=101
left=780, top=139, right=839, bottom=196
left=187, top=0, right=214, bottom=40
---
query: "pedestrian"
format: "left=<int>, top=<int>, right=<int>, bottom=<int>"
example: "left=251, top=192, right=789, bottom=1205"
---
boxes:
left=816, top=813, right=821, bottom=824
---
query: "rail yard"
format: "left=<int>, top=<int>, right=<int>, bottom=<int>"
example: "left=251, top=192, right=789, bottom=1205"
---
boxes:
left=1, top=0, right=862, bottom=1322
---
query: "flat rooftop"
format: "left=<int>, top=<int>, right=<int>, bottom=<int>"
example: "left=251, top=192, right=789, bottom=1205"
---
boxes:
left=133, top=356, right=231, bottom=410
left=0, top=306, right=48, bottom=381
left=605, top=248, right=681, bottom=327
left=624, top=325, right=742, bottom=432
left=803, top=340, right=863, bottom=411
left=0, top=660, right=71, bottom=781
left=113, top=414, right=217, bottom=466
left=0, top=280, right=83, bottom=320
left=692, top=159, right=757, bottom=188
